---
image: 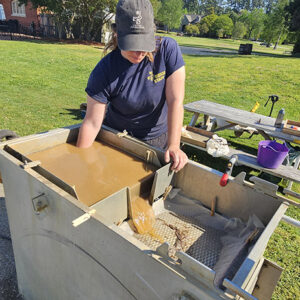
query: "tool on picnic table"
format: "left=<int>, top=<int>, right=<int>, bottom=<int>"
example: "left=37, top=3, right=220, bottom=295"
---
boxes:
left=219, top=155, right=238, bottom=186
left=264, top=95, right=279, bottom=117
left=250, top=101, right=260, bottom=113
left=246, top=95, right=278, bottom=139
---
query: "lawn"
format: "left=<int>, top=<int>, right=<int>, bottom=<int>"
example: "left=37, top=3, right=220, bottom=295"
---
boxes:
left=0, top=37, right=299, bottom=299
left=158, top=31, right=294, bottom=56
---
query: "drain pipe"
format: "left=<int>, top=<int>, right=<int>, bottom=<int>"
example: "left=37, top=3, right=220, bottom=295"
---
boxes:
left=220, top=155, right=238, bottom=187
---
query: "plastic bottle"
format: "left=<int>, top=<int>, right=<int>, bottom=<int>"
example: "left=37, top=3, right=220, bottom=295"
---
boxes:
left=275, top=109, right=285, bottom=128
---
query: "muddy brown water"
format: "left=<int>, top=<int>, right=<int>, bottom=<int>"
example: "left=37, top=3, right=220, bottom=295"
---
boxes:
left=130, top=195, right=156, bottom=234
left=27, top=141, right=157, bottom=208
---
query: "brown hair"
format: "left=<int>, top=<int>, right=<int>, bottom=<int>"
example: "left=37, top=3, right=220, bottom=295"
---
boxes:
left=103, top=24, right=154, bottom=62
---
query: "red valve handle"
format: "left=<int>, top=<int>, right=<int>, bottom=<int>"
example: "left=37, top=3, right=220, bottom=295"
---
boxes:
left=220, top=173, right=229, bottom=186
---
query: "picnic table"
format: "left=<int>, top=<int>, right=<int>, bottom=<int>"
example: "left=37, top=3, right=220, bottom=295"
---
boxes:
left=184, top=100, right=300, bottom=144
left=183, top=100, right=300, bottom=200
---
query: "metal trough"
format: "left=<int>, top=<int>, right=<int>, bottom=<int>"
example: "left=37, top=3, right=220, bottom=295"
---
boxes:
left=0, top=125, right=289, bottom=300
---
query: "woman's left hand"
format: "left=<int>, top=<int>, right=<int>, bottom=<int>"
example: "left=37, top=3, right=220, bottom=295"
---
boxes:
left=164, top=145, right=188, bottom=173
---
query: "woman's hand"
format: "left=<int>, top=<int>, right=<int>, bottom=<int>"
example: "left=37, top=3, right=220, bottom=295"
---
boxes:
left=164, top=145, right=188, bottom=172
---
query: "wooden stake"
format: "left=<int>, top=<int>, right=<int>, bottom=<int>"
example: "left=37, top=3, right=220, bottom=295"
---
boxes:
left=211, top=196, right=217, bottom=216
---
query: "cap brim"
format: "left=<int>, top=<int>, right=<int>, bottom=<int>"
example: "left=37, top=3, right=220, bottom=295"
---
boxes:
left=118, top=32, right=155, bottom=52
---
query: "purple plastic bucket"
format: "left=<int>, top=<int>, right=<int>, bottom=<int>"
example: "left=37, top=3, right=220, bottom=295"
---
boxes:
left=257, top=140, right=289, bottom=169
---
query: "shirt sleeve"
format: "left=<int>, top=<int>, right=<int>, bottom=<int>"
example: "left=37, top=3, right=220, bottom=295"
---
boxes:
left=163, top=38, right=185, bottom=78
left=85, top=59, right=110, bottom=104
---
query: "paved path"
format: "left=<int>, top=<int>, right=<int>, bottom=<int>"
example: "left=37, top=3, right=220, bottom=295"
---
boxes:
left=0, top=184, right=22, bottom=300
left=180, top=46, right=237, bottom=56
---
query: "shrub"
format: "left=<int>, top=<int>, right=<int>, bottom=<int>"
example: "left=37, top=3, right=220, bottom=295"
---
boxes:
left=211, top=15, right=233, bottom=38
left=184, top=24, right=200, bottom=36
left=198, top=23, right=209, bottom=36
left=199, top=14, right=218, bottom=37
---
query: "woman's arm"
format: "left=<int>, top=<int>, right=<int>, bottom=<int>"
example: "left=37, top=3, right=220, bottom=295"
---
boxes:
left=165, top=66, right=188, bottom=172
left=76, top=95, right=107, bottom=148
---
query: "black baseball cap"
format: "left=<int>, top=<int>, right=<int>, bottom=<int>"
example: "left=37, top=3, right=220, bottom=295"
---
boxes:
left=116, top=0, right=155, bottom=52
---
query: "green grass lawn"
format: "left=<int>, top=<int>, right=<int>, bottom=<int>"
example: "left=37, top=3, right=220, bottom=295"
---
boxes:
left=0, top=38, right=299, bottom=299
left=158, top=31, right=294, bottom=56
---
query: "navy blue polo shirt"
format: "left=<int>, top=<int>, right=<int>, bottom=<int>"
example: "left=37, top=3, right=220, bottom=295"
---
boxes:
left=85, top=37, right=185, bottom=140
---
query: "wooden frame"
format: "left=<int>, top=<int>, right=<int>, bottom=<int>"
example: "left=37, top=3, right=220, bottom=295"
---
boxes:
left=282, top=120, right=300, bottom=137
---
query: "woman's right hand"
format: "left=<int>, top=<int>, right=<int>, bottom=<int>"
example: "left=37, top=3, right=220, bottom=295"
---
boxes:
left=164, top=145, right=188, bottom=173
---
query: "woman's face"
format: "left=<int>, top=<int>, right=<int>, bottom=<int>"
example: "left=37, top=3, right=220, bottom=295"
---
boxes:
left=121, top=50, right=147, bottom=64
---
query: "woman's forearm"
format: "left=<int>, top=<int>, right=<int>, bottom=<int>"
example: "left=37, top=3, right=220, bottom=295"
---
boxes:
left=164, top=66, right=187, bottom=172
left=76, top=96, right=107, bottom=148
left=167, top=102, right=184, bottom=148
left=166, top=66, right=185, bottom=149
left=77, top=120, right=102, bottom=148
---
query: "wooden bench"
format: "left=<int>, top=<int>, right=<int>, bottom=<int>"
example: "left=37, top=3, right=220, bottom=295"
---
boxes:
left=184, top=100, right=300, bottom=144
left=181, top=126, right=300, bottom=185
left=183, top=101, right=300, bottom=199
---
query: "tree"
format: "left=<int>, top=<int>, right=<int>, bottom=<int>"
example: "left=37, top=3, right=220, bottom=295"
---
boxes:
left=261, top=0, right=289, bottom=49
left=285, top=0, right=300, bottom=54
left=211, top=14, right=234, bottom=38
left=265, top=0, right=277, bottom=13
left=199, top=22, right=210, bottom=36
left=240, top=8, right=265, bottom=39
left=199, top=0, right=224, bottom=15
left=182, top=0, right=201, bottom=14
left=68, top=0, right=117, bottom=41
left=157, top=0, right=184, bottom=32
left=232, top=21, right=247, bottom=38
left=226, top=0, right=276, bottom=13
left=251, top=0, right=265, bottom=10
left=227, top=0, right=245, bottom=12
left=20, top=0, right=71, bottom=39
left=150, top=0, right=161, bottom=19
left=240, top=0, right=251, bottom=11
left=20, top=0, right=117, bottom=41
left=229, top=11, right=240, bottom=24
left=198, top=13, right=218, bottom=37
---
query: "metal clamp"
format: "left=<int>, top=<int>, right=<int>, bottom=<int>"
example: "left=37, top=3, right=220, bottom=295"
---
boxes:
left=21, top=160, right=41, bottom=170
left=249, top=176, right=278, bottom=196
left=72, top=209, right=96, bottom=227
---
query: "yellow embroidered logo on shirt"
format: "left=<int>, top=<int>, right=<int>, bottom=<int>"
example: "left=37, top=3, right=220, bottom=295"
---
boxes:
left=147, top=71, right=166, bottom=83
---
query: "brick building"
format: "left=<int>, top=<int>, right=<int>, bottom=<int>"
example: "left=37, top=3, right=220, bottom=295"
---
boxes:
left=0, top=0, right=39, bottom=28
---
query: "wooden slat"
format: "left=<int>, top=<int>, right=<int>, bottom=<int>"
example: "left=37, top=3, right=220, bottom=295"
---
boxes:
left=285, top=120, right=300, bottom=126
left=186, top=126, right=214, bottom=137
left=181, top=130, right=212, bottom=148
left=282, top=120, right=300, bottom=137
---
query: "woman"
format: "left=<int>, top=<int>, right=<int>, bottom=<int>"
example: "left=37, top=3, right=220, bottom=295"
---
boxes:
left=77, top=0, right=187, bottom=172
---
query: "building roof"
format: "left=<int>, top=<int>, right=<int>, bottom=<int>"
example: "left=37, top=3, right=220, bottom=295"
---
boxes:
left=184, top=14, right=201, bottom=24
